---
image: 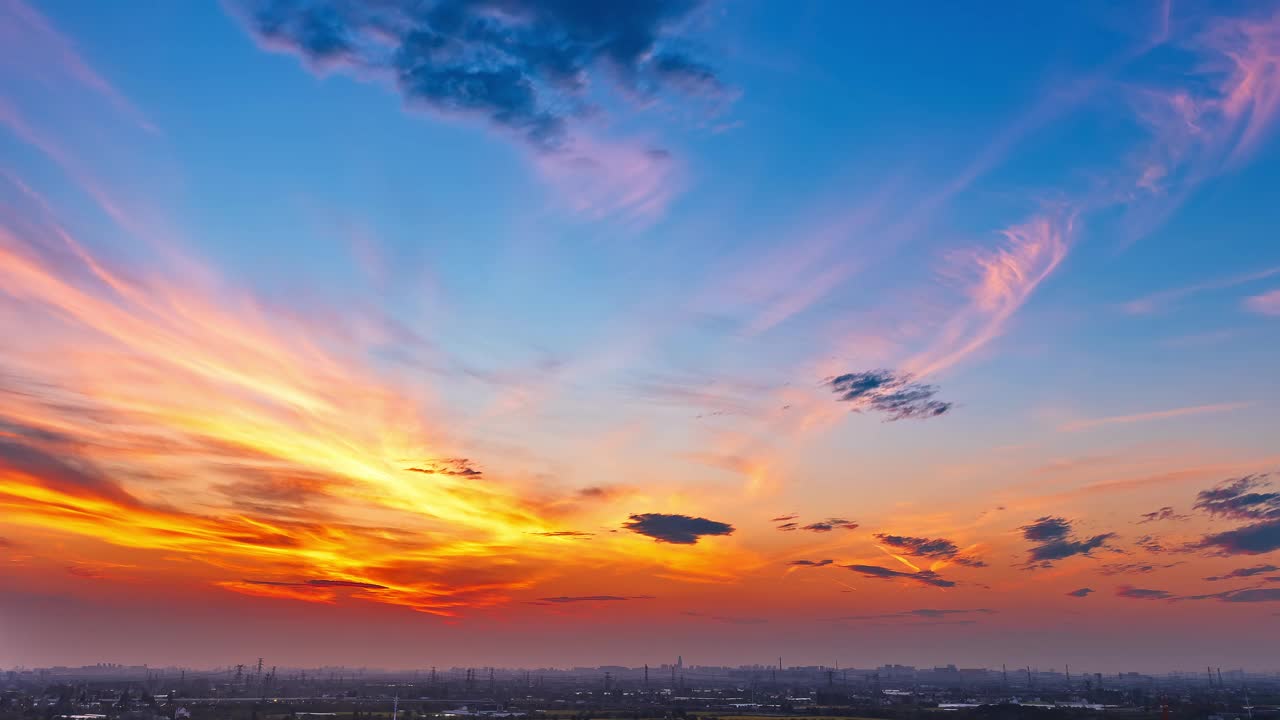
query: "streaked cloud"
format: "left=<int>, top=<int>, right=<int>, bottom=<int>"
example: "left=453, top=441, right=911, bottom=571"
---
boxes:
left=1066, top=587, right=1094, bottom=597
left=1138, top=506, right=1190, bottom=523
left=1058, top=402, right=1250, bottom=432
left=1245, top=288, right=1280, bottom=315
left=844, top=564, right=956, bottom=588
left=873, top=533, right=986, bottom=568
left=1205, top=564, right=1279, bottom=581
left=1116, top=586, right=1174, bottom=600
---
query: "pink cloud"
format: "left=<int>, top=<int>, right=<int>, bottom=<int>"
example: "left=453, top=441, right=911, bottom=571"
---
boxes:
left=1244, top=288, right=1280, bottom=316
left=0, top=0, right=158, bottom=134
left=532, top=135, right=683, bottom=226
left=904, top=214, right=1073, bottom=378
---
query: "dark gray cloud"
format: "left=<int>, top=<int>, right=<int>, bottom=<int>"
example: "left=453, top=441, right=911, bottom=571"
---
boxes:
left=1197, top=519, right=1280, bottom=556
left=1177, top=588, right=1280, bottom=603
left=1189, top=475, right=1280, bottom=556
left=839, top=608, right=992, bottom=621
left=1116, top=586, right=1174, bottom=600
left=577, top=485, right=627, bottom=501
left=1099, top=561, right=1181, bottom=576
left=874, top=533, right=986, bottom=567
left=775, top=516, right=857, bottom=533
left=1066, top=587, right=1094, bottom=597
left=237, top=0, right=726, bottom=151
left=530, top=530, right=594, bottom=538
left=1204, top=564, right=1278, bottom=581
left=1194, top=474, right=1279, bottom=520
left=405, top=458, right=482, bottom=478
left=799, top=518, right=859, bottom=533
left=623, top=512, right=734, bottom=544
left=535, top=595, right=654, bottom=604
left=788, top=559, right=833, bottom=567
left=306, top=578, right=388, bottom=589
left=0, top=435, right=140, bottom=508
left=1138, top=506, right=1189, bottom=523
left=1020, top=516, right=1115, bottom=567
left=844, top=564, right=956, bottom=588
left=244, top=578, right=387, bottom=589
left=826, top=370, right=952, bottom=421
left=1021, top=516, right=1071, bottom=542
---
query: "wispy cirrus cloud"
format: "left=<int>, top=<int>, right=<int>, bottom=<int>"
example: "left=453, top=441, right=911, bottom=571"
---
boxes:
left=0, top=0, right=159, bottom=134
left=904, top=214, right=1072, bottom=379
left=1245, top=288, right=1280, bottom=315
left=1122, top=266, right=1280, bottom=314
left=1058, top=402, right=1250, bottom=432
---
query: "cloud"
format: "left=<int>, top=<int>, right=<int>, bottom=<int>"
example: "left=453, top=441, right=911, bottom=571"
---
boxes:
left=770, top=514, right=798, bottom=522
left=1197, top=520, right=1280, bottom=555
left=840, top=608, right=992, bottom=621
left=235, top=0, right=725, bottom=151
left=529, top=530, right=594, bottom=538
left=535, top=595, right=654, bottom=604
left=405, top=458, right=483, bottom=478
left=1177, top=588, right=1280, bottom=603
left=874, top=533, right=986, bottom=567
left=904, top=214, right=1072, bottom=377
left=305, top=578, right=388, bottom=589
left=1020, top=516, right=1115, bottom=567
left=1116, top=586, right=1174, bottom=600
left=1246, top=288, right=1280, bottom=315
left=577, top=486, right=625, bottom=501
left=844, top=564, right=956, bottom=588
left=1194, top=474, right=1280, bottom=520
left=622, top=512, right=735, bottom=544
left=825, top=370, right=952, bottom=421
left=800, top=518, right=859, bottom=533
left=1099, top=562, right=1181, bottom=576
left=1121, top=266, right=1280, bottom=314
left=788, top=559, right=834, bottom=567
left=1139, top=506, right=1190, bottom=523
left=1205, top=564, right=1279, bottom=581
left=775, top=516, right=858, bottom=533
left=1058, top=402, right=1250, bottom=432
left=1066, top=587, right=1094, bottom=597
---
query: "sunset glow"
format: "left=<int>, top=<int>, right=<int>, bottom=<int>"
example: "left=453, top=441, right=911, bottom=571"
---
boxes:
left=3, top=0, right=1280, bottom=672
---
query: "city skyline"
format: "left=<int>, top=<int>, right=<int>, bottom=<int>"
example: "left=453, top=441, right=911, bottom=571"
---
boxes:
left=3, top=1, right=1280, bottom=671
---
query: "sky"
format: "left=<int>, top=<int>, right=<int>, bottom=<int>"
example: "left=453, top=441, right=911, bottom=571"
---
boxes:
left=1, top=0, right=1280, bottom=673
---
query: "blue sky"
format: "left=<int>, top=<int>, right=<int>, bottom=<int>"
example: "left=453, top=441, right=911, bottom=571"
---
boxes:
left=3, top=0, right=1280, bottom=670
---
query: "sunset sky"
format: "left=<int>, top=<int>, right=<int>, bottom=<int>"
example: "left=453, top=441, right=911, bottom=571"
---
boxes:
left=2, top=0, right=1280, bottom=672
